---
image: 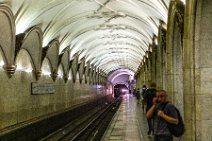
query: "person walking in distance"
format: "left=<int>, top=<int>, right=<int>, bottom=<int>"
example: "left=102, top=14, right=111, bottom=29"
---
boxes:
left=146, top=90, right=179, bottom=141
left=143, top=82, right=157, bottom=135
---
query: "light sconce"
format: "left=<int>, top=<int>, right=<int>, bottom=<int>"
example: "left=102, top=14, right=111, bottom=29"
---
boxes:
left=33, top=70, right=42, bottom=80
left=64, top=73, right=69, bottom=82
left=4, top=64, right=16, bottom=78
left=51, top=70, right=58, bottom=81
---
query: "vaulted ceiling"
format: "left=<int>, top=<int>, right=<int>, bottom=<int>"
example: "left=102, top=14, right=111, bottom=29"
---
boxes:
left=5, top=0, right=178, bottom=75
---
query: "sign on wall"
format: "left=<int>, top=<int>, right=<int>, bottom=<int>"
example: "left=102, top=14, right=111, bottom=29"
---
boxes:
left=31, top=82, right=55, bottom=94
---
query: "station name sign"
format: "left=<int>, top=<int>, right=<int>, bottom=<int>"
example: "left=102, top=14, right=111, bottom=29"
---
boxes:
left=31, top=82, right=55, bottom=94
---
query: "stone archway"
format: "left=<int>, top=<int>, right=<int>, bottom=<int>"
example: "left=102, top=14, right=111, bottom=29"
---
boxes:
left=166, top=1, right=184, bottom=105
left=166, top=2, right=185, bottom=140
left=172, top=16, right=184, bottom=117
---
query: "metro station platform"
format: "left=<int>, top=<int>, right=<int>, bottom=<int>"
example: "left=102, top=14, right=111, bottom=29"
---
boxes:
left=102, top=94, right=153, bottom=141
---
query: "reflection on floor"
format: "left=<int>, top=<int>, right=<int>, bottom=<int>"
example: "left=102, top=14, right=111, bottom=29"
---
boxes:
left=102, top=94, right=154, bottom=141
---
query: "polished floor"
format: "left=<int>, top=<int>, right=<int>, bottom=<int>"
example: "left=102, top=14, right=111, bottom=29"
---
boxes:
left=102, top=94, right=153, bottom=141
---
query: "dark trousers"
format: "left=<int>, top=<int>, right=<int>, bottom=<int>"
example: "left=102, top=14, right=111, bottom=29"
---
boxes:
left=146, top=107, right=153, bottom=132
left=147, top=118, right=153, bottom=131
left=154, top=135, right=173, bottom=141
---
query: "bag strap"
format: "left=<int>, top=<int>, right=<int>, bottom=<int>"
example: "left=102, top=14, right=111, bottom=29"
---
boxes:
left=157, top=102, right=169, bottom=124
left=161, top=101, right=169, bottom=111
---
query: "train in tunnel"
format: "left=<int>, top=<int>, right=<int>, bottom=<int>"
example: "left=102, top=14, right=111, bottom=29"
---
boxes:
left=114, top=84, right=129, bottom=98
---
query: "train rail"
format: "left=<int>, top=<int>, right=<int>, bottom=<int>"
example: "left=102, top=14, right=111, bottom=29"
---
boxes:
left=40, top=97, right=122, bottom=141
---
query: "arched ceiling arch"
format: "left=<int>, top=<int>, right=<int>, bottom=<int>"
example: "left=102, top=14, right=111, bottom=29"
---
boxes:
left=5, top=0, right=186, bottom=76
left=108, top=69, right=134, bottom=84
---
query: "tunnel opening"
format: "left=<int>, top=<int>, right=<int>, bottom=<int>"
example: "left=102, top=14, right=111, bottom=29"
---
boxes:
left=114, top=83, right=129, bottom=98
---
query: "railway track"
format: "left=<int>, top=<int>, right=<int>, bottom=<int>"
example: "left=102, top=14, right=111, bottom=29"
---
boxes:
left=40, top=97, right=122, bottom=141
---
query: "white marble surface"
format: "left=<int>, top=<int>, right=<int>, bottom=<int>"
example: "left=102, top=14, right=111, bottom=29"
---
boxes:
left=102, top=94, right=149, bottom=141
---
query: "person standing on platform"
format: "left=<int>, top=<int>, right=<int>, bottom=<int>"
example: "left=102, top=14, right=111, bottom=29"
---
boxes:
left=146, top=90, right=179, bottom=141
left=143, top=82, right=157, bottom=135
left=136, top=88, right=141, bottom=104
left=140, top=85, right=147, bottom=111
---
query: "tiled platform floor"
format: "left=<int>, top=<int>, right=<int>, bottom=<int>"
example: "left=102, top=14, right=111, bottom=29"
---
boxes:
left=102, top=94, right=154, bottom=141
